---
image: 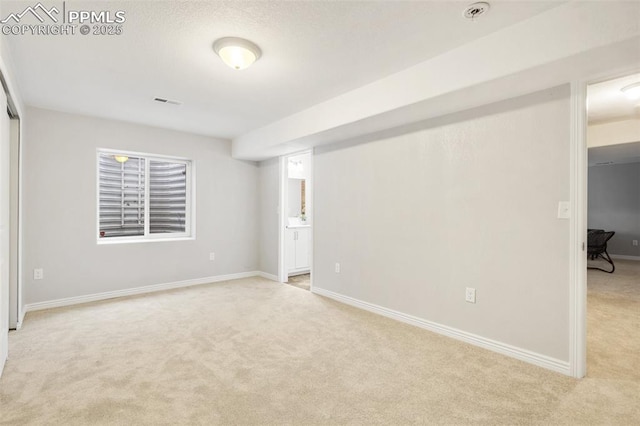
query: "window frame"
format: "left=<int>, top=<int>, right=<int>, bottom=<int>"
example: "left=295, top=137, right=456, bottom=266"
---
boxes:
left=96, top=148, right=196, bottom=244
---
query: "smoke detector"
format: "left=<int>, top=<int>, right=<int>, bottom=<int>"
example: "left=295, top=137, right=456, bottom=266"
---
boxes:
left=464, top=2, right=490, bottom=20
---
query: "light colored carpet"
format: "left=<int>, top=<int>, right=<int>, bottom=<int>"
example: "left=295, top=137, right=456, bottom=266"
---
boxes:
left=545, top=259, right=640, bottom=425
left=586, top=259, right=640, bottom=382
left=0, top=266, right=638, bottom=425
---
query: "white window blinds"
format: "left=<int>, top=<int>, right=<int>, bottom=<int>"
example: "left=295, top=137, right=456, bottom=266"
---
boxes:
left=98, top=151, right=192, bottom=241
left=149, top=160, right=187, bottom=234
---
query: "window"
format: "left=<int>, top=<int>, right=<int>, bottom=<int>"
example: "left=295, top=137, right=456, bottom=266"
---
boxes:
left=97, top=150, right=193, bottom=242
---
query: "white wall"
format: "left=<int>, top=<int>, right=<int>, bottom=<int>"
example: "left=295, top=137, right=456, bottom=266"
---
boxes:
left=588, top=163, right=640, bottom=257
left=258, top=158, right=279, bottom=276
left=314, top=86, right=571, bottom=363
left=23, top=107, right=258, bottom=304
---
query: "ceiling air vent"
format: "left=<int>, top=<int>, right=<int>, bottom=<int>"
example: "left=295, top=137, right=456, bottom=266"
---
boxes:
left=153, top=97, right=183, bottom=106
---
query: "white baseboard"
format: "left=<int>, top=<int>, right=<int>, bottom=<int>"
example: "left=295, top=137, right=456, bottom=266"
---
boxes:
left=610, top=254, right=640, bottom=261
left=257, top=271, right=279, bottom=281
left=24, top=271, right=268, bottom=313
left=312, top=287, right=571, bottom=376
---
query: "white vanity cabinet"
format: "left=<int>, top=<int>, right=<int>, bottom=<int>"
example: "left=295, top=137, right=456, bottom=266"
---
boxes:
left=286, top=226, right=310, bottom=274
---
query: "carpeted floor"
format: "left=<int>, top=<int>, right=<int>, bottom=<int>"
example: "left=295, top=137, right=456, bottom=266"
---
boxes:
left=0, top=263, right=638, bottom=425
left=586, top=259, right=640, bottom=382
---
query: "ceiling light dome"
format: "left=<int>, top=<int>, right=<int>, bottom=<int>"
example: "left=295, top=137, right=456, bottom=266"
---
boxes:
left=621, top=82, right=640, bottom=100
left=213, top=37, right=262, bottom=70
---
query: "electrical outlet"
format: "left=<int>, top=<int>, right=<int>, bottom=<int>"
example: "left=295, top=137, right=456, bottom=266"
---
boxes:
left=335, top=263, right=341, bottom=273
left=633, top=240, right=638, bottom=247
left=209, top=252, right=215, bottom=261
left=34, top=268, right=43, bottom=280
left=465, top=287, right=476, bottom=304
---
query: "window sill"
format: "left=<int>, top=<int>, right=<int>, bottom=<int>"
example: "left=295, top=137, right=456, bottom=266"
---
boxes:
left=97, top=236, right=195, bottom=245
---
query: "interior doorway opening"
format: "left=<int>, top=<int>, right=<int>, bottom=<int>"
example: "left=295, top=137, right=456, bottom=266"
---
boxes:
left=584, top=72, right=640, bottom=380
left=279, top=150, right=313, bottom=291
left=1, top=73, right=21, bottom=377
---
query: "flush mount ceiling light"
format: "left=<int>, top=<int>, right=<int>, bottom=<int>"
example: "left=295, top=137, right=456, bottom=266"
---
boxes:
left=621, top=82, right=640, bottom=100
left=213, top=37, right=262, bottom=70
left=114, top=155, right=129, bottom=163
left=463, top=2, right=490, bottom=19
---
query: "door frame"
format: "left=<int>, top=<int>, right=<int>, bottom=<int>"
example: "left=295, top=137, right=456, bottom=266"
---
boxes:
left=0, top=67, right=23, bottom=337
left=569, top=66, right=640, bottom=378
left=569, top=80, right=587, bottom=379
left=8, top=117, right=20, bottom=329
left=278, top=149, right=314, bottom=287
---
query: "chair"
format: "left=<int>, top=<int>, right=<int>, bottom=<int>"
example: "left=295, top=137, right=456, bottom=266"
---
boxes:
left=587, top=230, right=615, bottom=273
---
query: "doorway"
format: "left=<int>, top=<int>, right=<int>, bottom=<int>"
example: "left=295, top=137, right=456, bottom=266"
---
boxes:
left=279, top=151, right=313, bottom=291
left=0, top=68, right=22, bottom=378
left=584, top=73, right=640, bottom=380
left=0, top=80, right=17, bottom=376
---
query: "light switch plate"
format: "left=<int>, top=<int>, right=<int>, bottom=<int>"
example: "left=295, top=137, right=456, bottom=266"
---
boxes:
left=557, top=201, right=570, bottom=219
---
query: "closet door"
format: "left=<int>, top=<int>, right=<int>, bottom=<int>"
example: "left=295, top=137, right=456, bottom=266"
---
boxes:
left=0, top=88, right=9, bottom=377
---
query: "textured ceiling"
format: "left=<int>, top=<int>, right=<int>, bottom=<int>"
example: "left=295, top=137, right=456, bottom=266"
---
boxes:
left=4, top=0, right=564, bottom=139
left=588, top=73, right=640, bottom=124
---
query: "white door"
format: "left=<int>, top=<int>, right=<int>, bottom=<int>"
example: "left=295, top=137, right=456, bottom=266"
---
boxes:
left=0, top=89, right=9, bottom=376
